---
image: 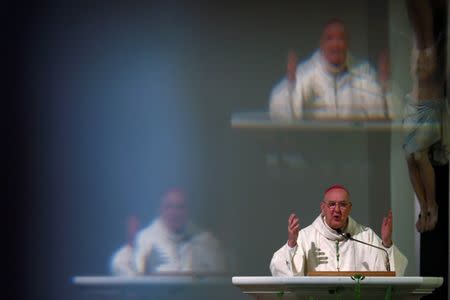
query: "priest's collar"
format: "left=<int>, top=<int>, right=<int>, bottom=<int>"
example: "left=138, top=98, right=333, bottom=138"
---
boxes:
left=317, top=50, right=349, bottom=75
left=312, top=214, right=353, bottom=241
left=323, top=215, right=349, bottom=234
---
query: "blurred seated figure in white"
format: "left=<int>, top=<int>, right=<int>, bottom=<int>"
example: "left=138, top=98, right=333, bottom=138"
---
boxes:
left=269, top=19, right=389, bottom=121
left=110, top=188, right=226, bottom=275
left=270, top=184, right=408, bottom=276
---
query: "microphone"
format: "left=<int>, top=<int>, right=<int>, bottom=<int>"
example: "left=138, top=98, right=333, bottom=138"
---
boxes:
left=336, top=230, right=391, bottom=272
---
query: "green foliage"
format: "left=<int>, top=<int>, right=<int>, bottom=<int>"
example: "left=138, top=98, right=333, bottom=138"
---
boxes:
left=384, top=285, right=393, bottom=300
left=351, top=273, right=366, bottom=300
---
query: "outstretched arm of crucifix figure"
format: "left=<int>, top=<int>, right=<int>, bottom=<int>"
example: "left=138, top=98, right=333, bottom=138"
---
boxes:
left=405, top=0, right=445, bottom=232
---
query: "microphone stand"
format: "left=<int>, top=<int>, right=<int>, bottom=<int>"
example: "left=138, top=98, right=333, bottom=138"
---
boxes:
left=337, top=231, right=391, bottom=272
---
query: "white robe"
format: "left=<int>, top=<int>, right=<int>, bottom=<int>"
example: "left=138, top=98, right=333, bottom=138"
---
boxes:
left=270, top=215, right=408, bottom=276
left=110, top=244, right=136, bottom=276
left=269, top=50, right=388, bottom=120
left=110, top=218, right=226, bottom=275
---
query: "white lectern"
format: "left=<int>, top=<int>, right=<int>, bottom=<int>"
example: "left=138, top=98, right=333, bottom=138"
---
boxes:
left=232, top=276, right=443, bottom=300
left=72, top=275, right=248, bottom=300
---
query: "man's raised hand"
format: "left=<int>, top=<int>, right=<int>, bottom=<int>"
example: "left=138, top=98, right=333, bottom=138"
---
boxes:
left=381, top=210, right=393, bottom=248
left=288, top=213, right=300, bottom=248
left=287, top=50, right=298, bottom=82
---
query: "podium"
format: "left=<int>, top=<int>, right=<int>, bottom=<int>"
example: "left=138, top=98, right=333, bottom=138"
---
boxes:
left=232, top=276, right=443, bottom=300
left=72, top=275, right=248, bottom=300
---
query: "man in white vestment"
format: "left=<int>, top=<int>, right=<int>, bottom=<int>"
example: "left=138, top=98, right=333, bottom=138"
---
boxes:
left=270, top=184, right=408, bottom=276
left=269, top=19, right=390, bottom=120
left=110, top=188, right=226, bottom=275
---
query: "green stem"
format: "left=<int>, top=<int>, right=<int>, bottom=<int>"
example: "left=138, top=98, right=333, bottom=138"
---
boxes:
left=351, top=274, right=365, bottom=300
left=384, top=285, right=393, bottom=300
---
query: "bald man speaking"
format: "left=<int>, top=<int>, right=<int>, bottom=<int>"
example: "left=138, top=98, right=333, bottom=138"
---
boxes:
left=270, top=185, right=408, bottom=276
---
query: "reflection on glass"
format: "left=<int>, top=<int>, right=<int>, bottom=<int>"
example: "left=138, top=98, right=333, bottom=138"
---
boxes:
left=269, top=19, right=390, bottom=121
left=404, top=0, right=448, bottom=233
left=110, top=188, right=226, bottom=275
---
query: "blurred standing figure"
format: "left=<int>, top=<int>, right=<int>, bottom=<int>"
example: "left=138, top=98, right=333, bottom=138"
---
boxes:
left=269, top=19, right=389, bottom=120
left=110, top=188, right=226, bottom=275
left=404, top=0, right=449, bottom=232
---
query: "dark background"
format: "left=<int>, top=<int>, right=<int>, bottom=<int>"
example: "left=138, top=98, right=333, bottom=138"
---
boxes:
left=12, top=1, right=444, bottom=300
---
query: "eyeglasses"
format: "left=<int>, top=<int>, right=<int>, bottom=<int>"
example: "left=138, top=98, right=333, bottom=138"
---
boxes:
left=323, top=201, right=351, bottom=210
